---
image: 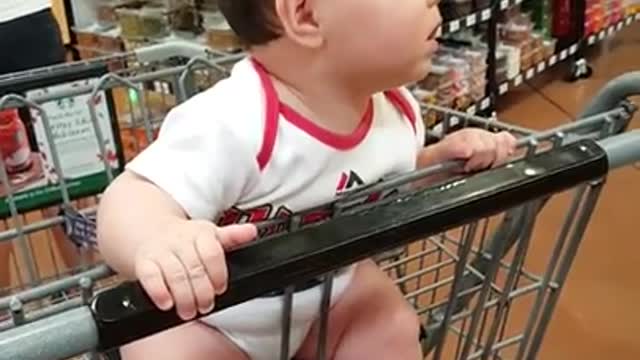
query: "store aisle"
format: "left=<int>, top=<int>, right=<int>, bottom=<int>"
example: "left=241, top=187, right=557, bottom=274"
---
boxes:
left=496, top=22, right=640, bottom=359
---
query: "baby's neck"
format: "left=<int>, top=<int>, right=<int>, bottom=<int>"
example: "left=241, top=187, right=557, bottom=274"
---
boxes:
left=251, top=47, right=374, bottom=135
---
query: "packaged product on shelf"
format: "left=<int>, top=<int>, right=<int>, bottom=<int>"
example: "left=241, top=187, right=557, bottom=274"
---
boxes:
left=116, top=7, right=143, bottom=39
left=495, top=51, right=510, bottom=83
left=96, top=0, right=136, bottom=28
left=411, top=88, right=440, bottom=127
left=626, top=0, right=640, bottom=14
left=197, top=0, right=219, bottom=11
left=473, top=0, right=491, bottom=10
left=439, top=0, right=473, bottom=21
left=0, top=109, right=33, bottom=175
left=500, top=17, right=534, bottom=42
left=75, top=29, right=100, bottom=49
left=418, top=65, right=447, bottom=91
left=530, top=33, right=545, bottom=63
left=167, top=4, right=202, bottom=33
left=460, top=48, right=488, bottom=101
left=461, top=47, right=488, bottom=74
left=585, top=0, right=605, bottom=33
left=435, top=56, right=471, bottom=99
left=73, top=26, right=124, bottom=69
left=97, top=30, right=124, bottom=53
left=166, top=0, right=192, bottom=8
left=202, top=11, right=243, bottom=51
left=96, top=0, right=119, bottom=28
left=139, top=6, right=170, bottom=39
left=521, top=50, right=534, bottom=70
left=542, top=38, right=557, bottom=59
left=497, top=44, right=521, bottom=79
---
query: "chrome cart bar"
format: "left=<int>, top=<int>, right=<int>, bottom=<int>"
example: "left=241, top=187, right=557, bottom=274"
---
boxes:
left=4, top=132, right=640, bottom=360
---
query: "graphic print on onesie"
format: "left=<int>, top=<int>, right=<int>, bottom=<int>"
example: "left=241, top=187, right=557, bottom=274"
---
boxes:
left=217, top=169, right=401, bottom=238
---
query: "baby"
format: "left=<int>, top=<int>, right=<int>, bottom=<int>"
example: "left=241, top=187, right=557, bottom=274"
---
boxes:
left=96, top=0, right=517, bottom=359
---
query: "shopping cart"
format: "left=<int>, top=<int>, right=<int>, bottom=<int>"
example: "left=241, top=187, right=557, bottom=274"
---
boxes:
left=0, top=41, right=638, bottom=360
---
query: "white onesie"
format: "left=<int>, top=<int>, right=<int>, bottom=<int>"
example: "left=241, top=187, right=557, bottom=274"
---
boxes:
left=126, top=57, right=426, bottom=359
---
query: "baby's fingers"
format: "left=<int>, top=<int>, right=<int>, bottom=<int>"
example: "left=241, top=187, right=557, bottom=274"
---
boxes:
left=464, top=136, right=495, bottom=172
left=496, top=132, right=518, bottom=167
left=196, top=231, right=229, bottom=296
left=176, top=244, right=216, bottom=315
left=157, top=253, right=198, bottom=321
left=136, top=258, right=173, bottom=311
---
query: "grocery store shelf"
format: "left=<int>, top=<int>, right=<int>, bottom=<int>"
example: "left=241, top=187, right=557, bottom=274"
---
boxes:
left=585, top=13, right=640, bottom=47
left=464, top=97, right=493, bottom=115
left=497, top=44, right=579, bottom=96
left=440, top=0, right=526, bottom=35
left=499, top=0, right=525, bottom=11
left=442, top=8, right=492, bottom=35
left=420, top=97, right=492, bottom=134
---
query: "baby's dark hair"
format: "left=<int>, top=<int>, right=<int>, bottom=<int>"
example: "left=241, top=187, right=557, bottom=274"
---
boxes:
left=218, top=0, right=282, bottom=46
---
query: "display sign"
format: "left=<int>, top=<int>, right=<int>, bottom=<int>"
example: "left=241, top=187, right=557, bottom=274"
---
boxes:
left=0, top=63, right=124, bottom=218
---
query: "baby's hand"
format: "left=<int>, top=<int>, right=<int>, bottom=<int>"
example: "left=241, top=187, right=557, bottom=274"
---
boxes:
left=432, top=129, right=517, bottom=173
left=134, top=219, right=257, bottom=320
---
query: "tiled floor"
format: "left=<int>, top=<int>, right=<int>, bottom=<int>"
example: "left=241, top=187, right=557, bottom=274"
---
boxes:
left=495, top=23, right=640, bottom=359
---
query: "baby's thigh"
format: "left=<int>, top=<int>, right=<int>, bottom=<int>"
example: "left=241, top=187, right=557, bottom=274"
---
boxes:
left=119, top=321, right=248, bottom=360
left=297, top=259, right=415, bottom=358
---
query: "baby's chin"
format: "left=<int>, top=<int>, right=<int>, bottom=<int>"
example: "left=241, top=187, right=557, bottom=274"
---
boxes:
left=407, top=58, right=433, bottom=84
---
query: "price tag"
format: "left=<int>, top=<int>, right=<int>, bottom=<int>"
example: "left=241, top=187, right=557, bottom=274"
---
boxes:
left=500, top=0, right=509, bottom=10
left=636, top=13, right=640, bottom=21
left=499, top=83, right=509, bottom=95
left=626, top=17, right=633, bottom=26
left=569, top=44, right=578, bottom=54
left=514, top=74, right=523, bottom=86
left=588, top=36, right=596, bottom=45
left=617, top=22, right=623, bottom=31
left=537, top=62, right=546, bottom=73
left=598, top=31, right=605, bottom=41
left=481, top=98, right=490, bottom=110
left=516, top=0, right=524, bottom=4
left=560, top=49, right=568, bottom=60
left=162, top=82, right=171, bottom=95
left=526, top=68, right=535, bottom=79
left=466, top=14, right=477, bottom=26
left=481, top=9, right=491, bottom=21
left=466, top=105, right=477, bottom=115
left=450, top=116, right=461, bottom=127
left=449, top=20, right=460, bottom=33
left=549, top=55, right=558, bottom=65
left=607, top=26, right=615, bottom=37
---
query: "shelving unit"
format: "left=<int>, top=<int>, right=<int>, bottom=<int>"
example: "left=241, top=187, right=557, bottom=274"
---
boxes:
left=497, top=44, right=579, bottom=96
left=585, top=12, right=640, bottom=46
left=442, top=8, right=493, bottom=35
left=57, top=0, right=639, bottom=125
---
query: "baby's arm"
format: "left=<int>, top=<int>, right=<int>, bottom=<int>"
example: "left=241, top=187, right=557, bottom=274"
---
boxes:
left=96, top=97, right=260, bottom=320
left=97, top=170, right=189, bottom=279
left=396, top=87, right=516, bottom=176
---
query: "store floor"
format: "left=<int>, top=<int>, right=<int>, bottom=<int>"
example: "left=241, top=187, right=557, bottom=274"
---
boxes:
left=494, top=23, right=640, bottom=359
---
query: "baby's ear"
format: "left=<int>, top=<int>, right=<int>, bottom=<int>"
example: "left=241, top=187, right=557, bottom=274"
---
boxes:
left=274, top=0, right=323, bottom=48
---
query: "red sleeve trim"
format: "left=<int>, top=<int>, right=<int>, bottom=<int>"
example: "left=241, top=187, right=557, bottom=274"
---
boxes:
left=384, top=89, right=417, bottom=134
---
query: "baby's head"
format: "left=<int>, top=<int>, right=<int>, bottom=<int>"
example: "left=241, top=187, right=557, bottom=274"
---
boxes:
left=219, top=0, right=442, bottom=92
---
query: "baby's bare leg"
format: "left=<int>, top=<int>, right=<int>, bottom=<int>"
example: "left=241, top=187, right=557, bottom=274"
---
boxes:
left=119, top=321, right=249, bottom=360
left=296, top=260, right=422, bottom=360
